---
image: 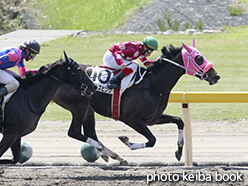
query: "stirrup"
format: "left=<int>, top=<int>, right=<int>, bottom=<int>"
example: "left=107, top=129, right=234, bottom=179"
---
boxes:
left=107, top=82, right=120, bottom=89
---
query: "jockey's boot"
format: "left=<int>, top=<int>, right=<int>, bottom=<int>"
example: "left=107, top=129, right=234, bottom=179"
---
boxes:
left=0, top=87, right=8, bottom=131
left=0, top=87, right=8, bottom=105
left=107, top=71, right=126, bottom=89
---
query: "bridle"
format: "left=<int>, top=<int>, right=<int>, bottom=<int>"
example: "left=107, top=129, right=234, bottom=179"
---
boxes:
left=49, top=61, right=89, bottom=96
left=136, top=47, right=213, bottom=84
left=162, top=50, right=209, bottom=81
left=181, top=49, right=213, bottom=80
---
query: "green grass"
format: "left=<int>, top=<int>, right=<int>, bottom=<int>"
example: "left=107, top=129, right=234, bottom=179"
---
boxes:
left=238, top=0, right=248, bottom=4
left=28, top=0, right=152, bottom=31
left=16, top=26, right=248, bottom=122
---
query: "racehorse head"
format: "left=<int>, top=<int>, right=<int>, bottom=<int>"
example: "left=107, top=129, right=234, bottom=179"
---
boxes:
left=181, top=38, right=220, bottom=85
left=63, top=51, right=97, bottom=96
left=42, top=51, right=97, bottom=96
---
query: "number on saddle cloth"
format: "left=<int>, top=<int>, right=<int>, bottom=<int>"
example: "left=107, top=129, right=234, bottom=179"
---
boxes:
left=90, top=65, right=136, bottom=95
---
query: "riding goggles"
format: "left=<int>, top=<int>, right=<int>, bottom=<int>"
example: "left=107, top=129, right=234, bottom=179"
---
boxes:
left=29, top=50, right=38, bottom=61
left=147, top=47, right=154, bottom=54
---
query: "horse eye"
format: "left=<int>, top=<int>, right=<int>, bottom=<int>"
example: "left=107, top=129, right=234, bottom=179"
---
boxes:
left=195, top=55, right=204, bottom=65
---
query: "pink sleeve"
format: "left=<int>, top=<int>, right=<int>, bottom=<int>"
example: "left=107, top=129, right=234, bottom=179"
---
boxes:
left=18, top=66, right=27, bottom=77
left=8, top=51, right=19, bottom=62
left=18, top=66, right=36, bottom=77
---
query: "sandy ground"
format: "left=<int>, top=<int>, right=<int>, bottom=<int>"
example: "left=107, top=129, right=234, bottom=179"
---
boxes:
left=0, top=119, right=248, bottom=185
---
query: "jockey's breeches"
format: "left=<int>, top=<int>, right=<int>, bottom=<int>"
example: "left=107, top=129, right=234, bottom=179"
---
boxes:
left=0, top=69, right=20, bottom=92
left=103, top=50, right=138, bottom=72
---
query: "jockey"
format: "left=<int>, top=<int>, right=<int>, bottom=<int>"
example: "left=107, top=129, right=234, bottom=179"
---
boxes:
left=103, top=36, right=158, bottom=89
left=0, top=39, right=40, bottom=104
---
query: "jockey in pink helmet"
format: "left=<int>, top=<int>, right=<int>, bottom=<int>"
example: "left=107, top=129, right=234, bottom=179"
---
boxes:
left=0, top=39, right=40, bottom=105
left=103, top=36, right=159, bottom=89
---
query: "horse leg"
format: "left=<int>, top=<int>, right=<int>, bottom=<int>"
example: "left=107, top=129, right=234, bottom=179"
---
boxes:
left=54, top=89, right=126, bottom=164
left=82, top=107, right=98, bottom=141
left=119, top=118, right=156, bottom=150
left=0, top=134, right=19, bottom=164
left=10, top=138, right=21, bottom=164
left=103, top=146, right=128, bottom=166
left=150, top=114, right=185, bottom=161
left=83, top=108, right=127, bottom=165
left=65, top=106, right=109, bottom=162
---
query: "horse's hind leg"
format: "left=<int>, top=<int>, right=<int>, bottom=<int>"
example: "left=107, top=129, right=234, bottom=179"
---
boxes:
left=0, top=135, right=19, bottom=164
left=119, top=118, right=156, bottom=150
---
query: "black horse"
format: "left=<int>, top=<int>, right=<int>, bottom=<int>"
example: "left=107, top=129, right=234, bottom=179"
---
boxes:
left=0, top=51, right=97, bottom=164
left=53, top=40, right=221, bottom=165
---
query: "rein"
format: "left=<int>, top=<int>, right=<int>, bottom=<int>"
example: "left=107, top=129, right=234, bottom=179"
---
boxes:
left=48, top=63, right=89, bottom=96
left=135, top=53, right=208, bottom=96
left=162, top=54, right=208, bottom=81
left=135, top=54, right=208, bottom=86
left=135, top=58, right=156, bottom=84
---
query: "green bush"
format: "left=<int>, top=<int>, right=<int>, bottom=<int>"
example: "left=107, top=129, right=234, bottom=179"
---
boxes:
left=158, top=8, right=179, bottom=31
left=228, top=4, right=244, bottom=16
left=194, top=19, right=204, bottom=30
left=157, top=19, right=166, bottom=31
left=0, top=0, right=24, bottom=35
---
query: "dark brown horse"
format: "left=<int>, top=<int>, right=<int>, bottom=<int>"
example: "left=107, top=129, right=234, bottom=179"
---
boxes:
left=53, top=39, right=220, bottom=165
left=0, top=51, right=97, bottom=164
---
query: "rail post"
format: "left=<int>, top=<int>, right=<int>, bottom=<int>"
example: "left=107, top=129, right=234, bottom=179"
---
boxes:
left=182, top=103, right=193, bottom=166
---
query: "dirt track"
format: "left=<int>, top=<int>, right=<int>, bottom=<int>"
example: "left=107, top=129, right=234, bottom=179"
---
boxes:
left=0, top=119, right=248, bottom=185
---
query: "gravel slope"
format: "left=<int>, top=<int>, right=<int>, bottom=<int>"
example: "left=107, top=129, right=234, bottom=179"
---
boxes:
left=114, top=0, right=248, bottom=33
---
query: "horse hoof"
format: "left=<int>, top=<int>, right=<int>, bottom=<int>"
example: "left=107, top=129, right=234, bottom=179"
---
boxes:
left=120, top=160, right=128, bottom=166
left=175, top=150, right=182, bottom=161
left=118, top=136, right=129, bottom=143
left=101, top=155, right=109, bottom=162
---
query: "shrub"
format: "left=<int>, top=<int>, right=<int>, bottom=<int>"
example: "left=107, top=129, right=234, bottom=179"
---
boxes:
left=0, top=0, right=24, bottom=35
left=157, top=8, right=179, bottom=31
left=228, top=4, right=244, bottom=16
left=195, top=19, right=204, bottom=30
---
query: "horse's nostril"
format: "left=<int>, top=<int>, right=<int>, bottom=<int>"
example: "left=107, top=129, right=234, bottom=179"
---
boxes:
left=215, top=75, right=220, bottom=80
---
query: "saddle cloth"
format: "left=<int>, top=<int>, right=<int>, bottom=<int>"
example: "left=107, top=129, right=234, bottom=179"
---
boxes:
left=90, top=65, right=136, bottom=120
left=90, top=65, right=135, bottom=95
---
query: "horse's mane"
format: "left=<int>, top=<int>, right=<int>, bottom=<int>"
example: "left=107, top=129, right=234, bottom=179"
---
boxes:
left=15, top=58, right=64, bottom=85
left=146, top=44, right=182, bottom=73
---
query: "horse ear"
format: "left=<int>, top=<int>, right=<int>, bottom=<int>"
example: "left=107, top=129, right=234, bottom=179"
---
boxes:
left=64, top=50, right=71, bottom=64
left=182, top=42, right=193, bottom=53
left=191, top=38, right=195, bottom=47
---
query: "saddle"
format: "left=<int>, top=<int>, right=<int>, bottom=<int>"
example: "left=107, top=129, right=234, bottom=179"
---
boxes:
left=89, top=65, right=137, bottom=120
